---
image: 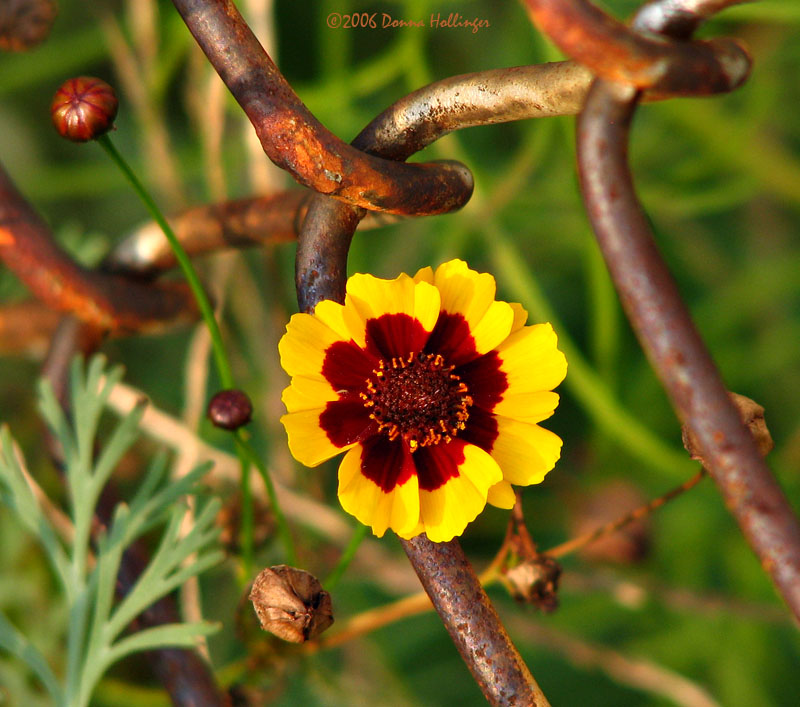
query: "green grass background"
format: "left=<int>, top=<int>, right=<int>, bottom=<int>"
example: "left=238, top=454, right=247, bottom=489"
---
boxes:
left=1, top=0, right=799, bottom=704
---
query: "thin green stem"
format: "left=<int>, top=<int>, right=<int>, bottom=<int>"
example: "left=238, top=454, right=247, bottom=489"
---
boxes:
left=324, top=523, right=369, bottom=590
left=98, top=134, right=297, bottom=571
left=235, top=433, right=297, bottom=567
left=97, top=135, right=232, bottom=387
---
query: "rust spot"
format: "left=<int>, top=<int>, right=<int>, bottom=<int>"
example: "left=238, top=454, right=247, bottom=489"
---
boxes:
left=0, top=227, right=15, bottom=245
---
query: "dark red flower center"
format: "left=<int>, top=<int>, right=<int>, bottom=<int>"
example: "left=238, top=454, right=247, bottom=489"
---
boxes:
left=360, top=352, right=473, bottom=452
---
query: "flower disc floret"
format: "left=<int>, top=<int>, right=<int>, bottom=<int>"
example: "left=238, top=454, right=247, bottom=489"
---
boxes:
left=279, top=260, right=567, bottom=542
left=361, top=352, right=473, bottom=451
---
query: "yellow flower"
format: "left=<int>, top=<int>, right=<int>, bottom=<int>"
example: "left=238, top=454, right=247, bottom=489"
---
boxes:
left=279, top=260, right=567, bottom=542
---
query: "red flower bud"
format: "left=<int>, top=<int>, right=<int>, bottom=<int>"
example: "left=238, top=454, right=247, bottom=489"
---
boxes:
left=207, top=389, right=253, bottom=430
left=51, top=76, right=118, bottom=142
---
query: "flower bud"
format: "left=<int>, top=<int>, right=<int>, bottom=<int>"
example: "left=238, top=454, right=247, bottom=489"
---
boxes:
left=249, top=565, right=334, bottom=643
left=207, top=389, right=253, bottom=430
left=51, top=76, right=118, bottom=142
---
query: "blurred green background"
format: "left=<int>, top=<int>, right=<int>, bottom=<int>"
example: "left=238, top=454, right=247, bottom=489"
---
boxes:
left=1, top=0, right=799, bottom=705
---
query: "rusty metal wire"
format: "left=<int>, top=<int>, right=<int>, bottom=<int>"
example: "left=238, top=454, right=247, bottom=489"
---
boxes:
left=0, top=163, right=197, bottom=334
left=109, top=59, right=710, bottom=282
left=552, top=0, right=800, bottom=622
left=403, top=535, right=550, bottom=706
left=104, top=190, right=406, bottom=277
left=170, top=0, right=473, bottom=217
left=522, top=0, right=751, bottom=95
left=2, top=0, right=796, bottom=702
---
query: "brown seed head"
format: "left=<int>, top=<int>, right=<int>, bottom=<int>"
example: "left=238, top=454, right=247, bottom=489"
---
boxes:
left=207, top=389, right=253, bottom=430
left=504, top=555, right=562, bottom=613
left=51, top=76, right=118, bottom=142
left=682, top=392, right=774, bottom=465
left=0, top=0, right=57, bottom=52
left=249, top=565, right=334, bottom=643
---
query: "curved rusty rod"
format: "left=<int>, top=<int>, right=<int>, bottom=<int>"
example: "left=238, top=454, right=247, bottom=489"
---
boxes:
left=104, top=189, right=405, bottom=277
left=110, top=57, right=715, bottom=280
left=403, top=536, right=550, bottom=706
left=0, top=164, right=196, bottom=334
left=521, top=0, right=751, bottom=95
left=169, top=0, right=473, bottom=217
left=573, top=4, right=800, bottom=621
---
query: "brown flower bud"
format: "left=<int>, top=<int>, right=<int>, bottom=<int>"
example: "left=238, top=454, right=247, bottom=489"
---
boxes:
left=504, top=556, right=561, bottom=613
left=682, top=392, right=773, bottom=465
left=207, top=389, right=253, bottom=430
left=51, top=77, right=118, bottom=142
left=0, top=0, right=57, bottom=52
left=249, top=565, right=334, bottom=643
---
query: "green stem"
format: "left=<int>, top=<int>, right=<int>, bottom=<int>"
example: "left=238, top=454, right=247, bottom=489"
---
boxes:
left=235, top=433, right=297, bottom=567
left=97, top=135, right=232, bottom=388
left=324, top=523, right=369, bottom=590
left=98, top=134, right=297, bottom=570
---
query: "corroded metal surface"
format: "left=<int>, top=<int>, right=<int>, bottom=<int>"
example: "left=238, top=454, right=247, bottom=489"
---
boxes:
left=573, top=1, right=800, bottom=621
left=0, top=164, right=196, bottom=333
left=522, top=0, right=750, bottom=95
left=170, top=0, right=473, bottom=217
left=402, top=535, right=550, bottom=706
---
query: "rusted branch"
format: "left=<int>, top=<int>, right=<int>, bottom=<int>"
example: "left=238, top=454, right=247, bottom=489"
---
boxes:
left=104, top=190, right=403, bottom=277
left=522, top=0, right=751, bottom=95
left=401, top=535, right=550, bottom=706
left=170, top=0, right=473, bottom=217
left=109, top=58, right=714, bottom=280
left=0, top=163, right=196, bottom=334
left=571, top=2, right=800, bottom=621
left=0, top=300, right=62, bottom=357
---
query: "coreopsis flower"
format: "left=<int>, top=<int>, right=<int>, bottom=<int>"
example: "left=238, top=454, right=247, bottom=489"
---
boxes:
left=279, top=260, right=567, bottom=542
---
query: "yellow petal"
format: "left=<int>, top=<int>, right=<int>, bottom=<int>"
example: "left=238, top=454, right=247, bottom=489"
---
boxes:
left=411, top=443, right=501, bottom=542
left=413, top=279, right=442, bottom=334
left=468, top=300, right=515, bottom=355
left=487, top=480, right=516, bottom=509
left=509, top=302, right=528, bottom=333
left=433, top=259, right=497, bottom=326
left=281, top=377, right=339, bottom=413
left=314, top=298, right=367, bottom=347
left=345, top=273, right=441, bottom=348
left=345, top=272, right=416, bottom=321
left=413, top=265, right=434, bottom=284
left=281, top=408, right=353, bottom=467
left=429, top=260, right=514, bottom=356
left=338, top=446, right=420, bottom=537
left=278, top=311, right=350, bottom=381
left=492, top=391, right=561, bottom=424
left=495, top=323, right=567, bottom=394
left=491, top=415, right=562, bottom=486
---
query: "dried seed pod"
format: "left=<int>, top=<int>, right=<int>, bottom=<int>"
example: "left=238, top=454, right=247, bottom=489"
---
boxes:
left=0, top=0, right=57, bottom=52
left=249, top=565, right=334, bottom=643
left=504, top=556, right=561, bottom=613
left=682, top=392, right=774, bottom=465
left=51, top=77, right=118, bottom=142
left=207, top=389, right=253, bottom=430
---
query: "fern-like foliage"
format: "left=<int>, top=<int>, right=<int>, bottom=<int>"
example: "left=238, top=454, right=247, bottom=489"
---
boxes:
left=0, top=356, right=223, bottom=707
